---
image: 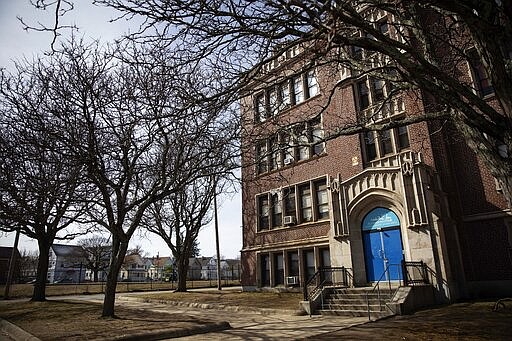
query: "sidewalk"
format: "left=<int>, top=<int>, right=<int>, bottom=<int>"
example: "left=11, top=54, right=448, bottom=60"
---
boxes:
left=115, top=295, right=369, bottom=340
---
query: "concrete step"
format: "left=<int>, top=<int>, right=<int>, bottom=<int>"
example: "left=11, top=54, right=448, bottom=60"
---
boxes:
left=326, top=293, right=392, bottom=300
left=322, top=303, right=386, bottom=312
left=318, top=309, right=393, bottom=319
left=323, top=299, right=388, bottom=307
left=324, top=298, right=385, bottom=305
left=330, top=288, right=395, bottom=296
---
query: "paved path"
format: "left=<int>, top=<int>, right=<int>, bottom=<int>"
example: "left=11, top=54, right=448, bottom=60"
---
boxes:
left=49, top=291, right=369, bottom=340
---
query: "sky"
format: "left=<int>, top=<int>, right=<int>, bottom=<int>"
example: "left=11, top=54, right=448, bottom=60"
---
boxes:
left=0, top=1, right=242, bottom=259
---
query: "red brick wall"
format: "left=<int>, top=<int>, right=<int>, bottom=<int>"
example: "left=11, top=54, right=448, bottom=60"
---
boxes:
left=459, top=218, right=512, bottom=281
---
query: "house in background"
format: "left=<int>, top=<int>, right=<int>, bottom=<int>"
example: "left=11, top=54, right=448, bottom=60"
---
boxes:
left=198, top=256, right=215, bottom=280
left=187, top=257, right=204, bottom=280
left=0, top=246, right=20, bottom=284
left=224, top=259, right=241, bottom=280
left=196, top=257, right=241, bottom=280
left=48, top=244, right=86, bottom=283
left=146, top=255, right=174, bottom=281
left=119, top=253, right=147, bottom=282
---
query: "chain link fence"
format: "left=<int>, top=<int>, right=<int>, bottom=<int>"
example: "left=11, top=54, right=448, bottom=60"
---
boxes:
left=1, top=265, right=241, bottom=298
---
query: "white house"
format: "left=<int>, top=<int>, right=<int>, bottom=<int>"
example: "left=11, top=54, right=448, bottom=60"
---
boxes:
left=47, top=244, right=86, bottom=284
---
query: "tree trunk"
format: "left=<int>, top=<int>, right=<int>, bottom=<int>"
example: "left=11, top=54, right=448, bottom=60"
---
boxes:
left=93, top=269, right=99, bottom=282
left=32, top=241, right=51, bottom=302
left=175, top=256, right=189, bottom=292
left=102, top=238, right=128, bottom=318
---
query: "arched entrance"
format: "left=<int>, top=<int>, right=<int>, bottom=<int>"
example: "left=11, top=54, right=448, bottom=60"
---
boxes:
left=362, top=207, right=404, bottom=282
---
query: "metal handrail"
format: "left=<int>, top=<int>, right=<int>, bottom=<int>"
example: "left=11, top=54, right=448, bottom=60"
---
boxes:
left=365, top=260, right=431, bottom=320
left=402, top=261, right=430, bottom=286
left=365, top=263, right=403, bottom=320
left=303, top=266, right=353, bottom=301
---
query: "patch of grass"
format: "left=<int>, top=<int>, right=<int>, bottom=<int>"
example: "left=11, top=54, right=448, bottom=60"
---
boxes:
left=0, top=300, right=217, bottom=340
left=137, top=290, right=304, bottom=310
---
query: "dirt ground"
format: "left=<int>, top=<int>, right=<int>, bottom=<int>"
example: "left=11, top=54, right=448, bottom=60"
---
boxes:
left=312, top=300, right=512, bottom=340
left=1, top=292, right=511, bottom=340
left=0, top=300, right=221, bottom=340
left=136, top=291, right=303, bottom=310
left=0, top=291, right=302, bottom=340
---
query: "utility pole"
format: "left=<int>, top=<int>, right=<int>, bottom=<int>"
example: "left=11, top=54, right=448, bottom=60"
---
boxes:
left=4, top=227, right=21, bottom=299
left=213, top=180, right=222, bottom=290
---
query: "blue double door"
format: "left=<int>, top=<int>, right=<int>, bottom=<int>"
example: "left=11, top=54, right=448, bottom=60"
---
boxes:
left=362, top=208, right=404, bottom=282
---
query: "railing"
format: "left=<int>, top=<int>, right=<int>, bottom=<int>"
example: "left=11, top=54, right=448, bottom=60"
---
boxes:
left=303, top=267, right=353, bottom=301
left=402, top=261, right=430, bottom=286
left=365, top=263, right=403, bottom=320
left=365, top=260, right=431, bottom=320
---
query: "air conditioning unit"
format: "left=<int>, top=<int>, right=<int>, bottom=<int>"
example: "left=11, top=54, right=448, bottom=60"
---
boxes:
left=283, top=215, right=296, bottom=225
left=286, top=276, right=299, bottom=286
left=283, top=158, right=293, bottom=165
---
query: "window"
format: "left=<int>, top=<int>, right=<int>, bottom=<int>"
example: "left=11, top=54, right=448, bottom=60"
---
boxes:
left=469, top=50, right=494, bottom=97
left=372, top=78, right=385, bottom=102
left=255, top=116, right=324, bottom=175
left=356, top=75, right=396, bottom=113
left=274, top=254, right=284, bottom=285
left=357, top=81, right=370, bottom=110
left=299, top=184, right=313, bottom=223
left=320, top=248, right=331, bottom=267
left=397, top=126, right=410, bottom=149
left=258, top=195, right=269, bottom=230
left=315, top=180, right=329, bottom=220
left=279, top=81, right=290, bottom=111
left=270, top=137, right=279, bottom=171
left=256, top=141, right=268, bottom=174
left=257, top=177, right=329, bottom=230
left=255, top=94, right=266, bottom=122
left=254, top=69, right=319, bottom=121
left=269, top=88, right=278, bottom=117
left=352, top=45, right=363, bottom=60
left=312, top=126, right=325, bottom=156
left=306, top=70, right=319, bottom=98
left=271, top=193, right=282, bottom=228
left=297, top=129, right=310, bottom=161
left=284, top=187, right=296, bottom=219
left=363, top=131, right=377, bottom=161
left=288, top=251, right=299, bottom=277
left=282, top=131, right=295, bottom=163
left=378, top=19, right=389, bottom=36
left=260, top=254, right=270, bottom=286
left=379, top=129, right=393, bottom=155
left=361, top=127, right=410, bottom=163
left=293, top=76, right=304, bottom=104
left=304, top=250, right=315, bottom=281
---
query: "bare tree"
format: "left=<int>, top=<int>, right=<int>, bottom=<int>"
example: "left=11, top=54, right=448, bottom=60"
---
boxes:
left=126, top=245, right=147, bottom=257
left=30, top=38, right=238, bottom=316
left=18, top=249, right=39, bottom=283
left=0, top=65, right=88, bottom=300
left=141, top=176, right=218, bottom=292
left=78, top=235, right=110, bottom=282
left=87, top=0, right=511, bottom=207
